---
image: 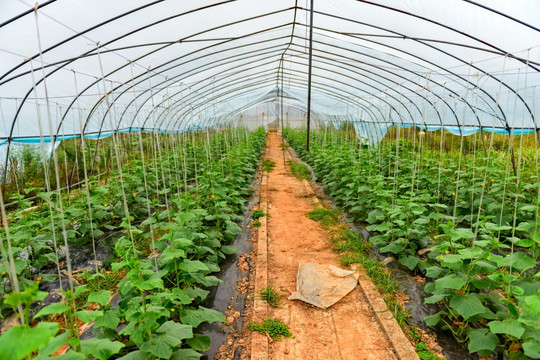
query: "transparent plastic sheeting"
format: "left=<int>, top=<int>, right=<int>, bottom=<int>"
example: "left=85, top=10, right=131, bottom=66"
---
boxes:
left=0, top=0, right=539, bottom=142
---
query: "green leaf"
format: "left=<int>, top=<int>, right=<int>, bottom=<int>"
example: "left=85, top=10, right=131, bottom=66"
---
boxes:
left=80, top=338, right=124, bottom=360
left=424, top=294, right=447, bottom=304
left=117, top=350, right=148, bottom=360
left=450, top=294, right=487, bottom=320
left=221, top=245, right=238, bottom=255
left=160, top=248, right=186, bottom=264
left=425, top=266, right=444, bottom=278
left=468, top=328, right=498, bottom=354
left=500, top=252, right=535, bottom=271
left=458, top=247, right=484, bottom=259
left=435, top=274, right=465, bottom=291
left=140, top=321, right=193, bottom=359
left=94, top=311, right=120, bottom=330
left=525, top=293, right=540, bottom=314
left=156, top=321, right=193, bottom=343
left=171, top=348, right=203, bottom=360
left=488, top=320, right=524, bottom=339
left=534, top=232, right=540, bottom=245
left=398, top=255, right=420, bottom=270
left=424, top=312, right=443, bottom=327
left=179, top=260, right=210, bottom=273
left=34, top=331, right=71, bottom=360
left=140, top=340, right=172, bottom=359
left=185, top=334, right=211, bottom=352
left=379, top=241, right=405, bottom=254
left=76, top=310, right=103, bottom=323
left=0, top=322, right=59, bottom=360
left=86, top=290, right=112, bottom=307
left=34, top=302, right=70, bottom=319
left=523, top=341, right=540, bottom=359
left=182, top=307, right=225, bottom=327
left=440, top=254, right=462, bottom=264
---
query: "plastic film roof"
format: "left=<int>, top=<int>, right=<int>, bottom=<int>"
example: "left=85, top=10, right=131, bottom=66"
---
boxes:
left=1, top=0, right=539, bottom=141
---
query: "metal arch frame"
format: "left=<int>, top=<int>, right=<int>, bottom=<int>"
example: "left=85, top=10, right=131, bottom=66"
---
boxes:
left=4, top=6, right=296, bottom=143
left=158, top=68, right=390, bottom=131
left=464, top=0, right=540, bottom=33
left=66, top=23, right=296, bottom=137
left=0, top=11, right=510, bottom=138
left=0, top=0, right=166, bottom=82
left=300, top=11, right=514, bottom=129
left=345, top=1, right=538, bottom=131
left=116, top=42, right=292, bottom=130
left=0, top=1, right=537, bottom=144
left=286, top=45, right=458, bottom=128
left=151, top=58, right=415, bottom=132
left=164, top=67, right=405, bottom=130
left=71, top=19, right=517, bottom=137
left=137, top=51, right=416, bottom=128
left=148, top=69, right=387, bottom=132
left=92, top=22, right=502, bottom=136
left=162, top=74, right=387, bottom=132
left=141, top=60, right=405, bottom=131
left=134, top=33, right=473, bottom=134
left=0, top=0, right=56, bottom=27
left=285, top=46, right=445, bottom=126
left=354, top=0, right=540, bottom=74
left=286, top=38, right=490, bottom=130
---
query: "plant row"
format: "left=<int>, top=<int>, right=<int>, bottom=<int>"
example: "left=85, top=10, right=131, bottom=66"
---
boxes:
left=0, top=127, right=266, bottom=359
left=284, top=128, right=540, bottom=359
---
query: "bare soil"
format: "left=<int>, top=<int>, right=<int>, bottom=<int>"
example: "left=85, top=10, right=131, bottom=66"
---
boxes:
left=246, top=133, right=404, bottom=360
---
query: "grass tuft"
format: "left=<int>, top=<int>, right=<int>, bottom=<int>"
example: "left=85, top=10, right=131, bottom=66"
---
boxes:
left=262, top=160, right=276, bottom=172
left=307, top=208, right=340, bottom=228
left=287, top=160, right=311, bottom=180
left=252, top=209, right=267, bottom=219
left=258, top=286, right=281, bottom=308
left=247, top=318, right=293, bottom=341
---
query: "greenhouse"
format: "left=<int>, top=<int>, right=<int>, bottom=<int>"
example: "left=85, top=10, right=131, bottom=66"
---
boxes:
left=0, top=0, right=539, bottom=359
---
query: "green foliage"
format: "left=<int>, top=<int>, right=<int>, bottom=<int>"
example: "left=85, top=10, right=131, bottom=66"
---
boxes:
left=287, top=160, right=311, bottom=180
left=262, top=160, right=276, bottom=172
left=252, top=209, right=267, bottom=219
left=252, top=220, right=262, bottom=228
left=307, top=208, right=340, bottom=228
left=0, top=128, right=268, bottom=359
left=284, top=127, right=540, bottom=359
left=247, top=318, right=293, bottom=341
left=258, top=286, right=282, bottom=308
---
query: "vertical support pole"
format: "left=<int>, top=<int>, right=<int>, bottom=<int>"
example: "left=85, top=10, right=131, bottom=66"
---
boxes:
left=280, top=57, right=284, bottom=132
left=306, top=0, right=314, bottom=152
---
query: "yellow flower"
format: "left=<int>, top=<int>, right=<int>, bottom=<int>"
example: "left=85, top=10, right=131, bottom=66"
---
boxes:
left=191, top=298, right=195, bottom=301
left=481, top=183, right=485, bottom=187
left=452, top=192, right=455, bottom=196
left=211, top=195, right=215, bottom=199
left=440, top=255, right=443, bottom=260
left=491, top=179, right=494, bottom=182
left=170, top=308, right=175, bottom=312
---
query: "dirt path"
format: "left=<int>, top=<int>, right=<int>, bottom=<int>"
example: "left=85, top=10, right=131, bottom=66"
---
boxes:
left=244, top=133, right=417, bottom=360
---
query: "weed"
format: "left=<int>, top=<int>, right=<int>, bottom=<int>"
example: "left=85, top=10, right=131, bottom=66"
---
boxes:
left=262, top=160, right=276, bottom=172
left=307, top=208, right=340, bottom=228
left=252, top=209, right=267, bottom=219
left=288, top=161, right=311, bottom=180
left=258, top=286, right=281, bottom=308
left=416, top=342, right=445, bottom=360
left=247, top=318, right=293, bottom=341
left=280, top=143, right=289, bottom=150
left=252, top=220, right=261, bottom=228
